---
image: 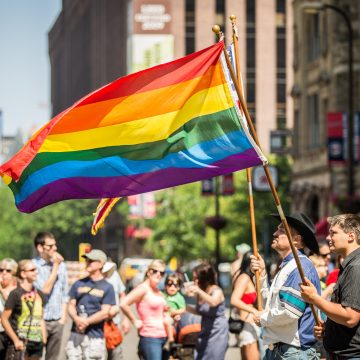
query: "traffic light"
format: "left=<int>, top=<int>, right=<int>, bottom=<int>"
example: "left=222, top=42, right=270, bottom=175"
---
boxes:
left=79, top=243, right=92, bottom=262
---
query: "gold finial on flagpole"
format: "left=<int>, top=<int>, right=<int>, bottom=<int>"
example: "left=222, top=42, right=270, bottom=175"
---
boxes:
left=212, top=25, right=221, bottom=35
left=229, top=14, right=236, bottom=22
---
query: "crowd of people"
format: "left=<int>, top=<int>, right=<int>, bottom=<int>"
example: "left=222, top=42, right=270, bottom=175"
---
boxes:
left=0, top=212, right=359, bottom=360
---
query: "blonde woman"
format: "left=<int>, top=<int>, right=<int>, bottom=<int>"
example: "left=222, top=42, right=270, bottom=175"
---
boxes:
left=2, top=260, right=46, bottom=360
left=0, top=258, right=17, bottom=358
left=120, top=259, right=169, bottom=360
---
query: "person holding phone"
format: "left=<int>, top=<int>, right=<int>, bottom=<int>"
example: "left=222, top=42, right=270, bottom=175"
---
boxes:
left=32, top=232, right=68, bottom=360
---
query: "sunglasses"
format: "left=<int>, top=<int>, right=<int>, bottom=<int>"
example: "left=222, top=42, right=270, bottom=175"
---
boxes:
left=85, top=258, right=98, bottom=263
left=150, top=269, right=165, bottom=276
left=43, top=243, right=57, bottom=249
left=23, top=268, right=37, bottom=272
left=0, top=269, right=12, bottom=273
left=166, top=281, right=179, bottom=288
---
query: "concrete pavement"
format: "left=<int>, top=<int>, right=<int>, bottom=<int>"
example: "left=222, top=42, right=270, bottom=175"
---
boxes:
left=58, top=316, right=241, bottom=359
left=121, top=326, right=241, bottom=360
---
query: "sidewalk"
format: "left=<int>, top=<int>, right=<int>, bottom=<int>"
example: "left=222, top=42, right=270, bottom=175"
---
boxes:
left=59, top=312, right=242, bottom=359
left=121, top=323, right=241, bottom=360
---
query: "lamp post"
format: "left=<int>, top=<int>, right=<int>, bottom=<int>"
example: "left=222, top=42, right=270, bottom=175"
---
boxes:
left=301, top=2, right=354, bottom=196
left=204, top=177, right=227, bottom=275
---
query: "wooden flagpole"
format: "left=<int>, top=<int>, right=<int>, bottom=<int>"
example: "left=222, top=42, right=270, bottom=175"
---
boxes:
left=229, top=15, right=262, bottom=311
left=212, top=24, right=319, bottom=324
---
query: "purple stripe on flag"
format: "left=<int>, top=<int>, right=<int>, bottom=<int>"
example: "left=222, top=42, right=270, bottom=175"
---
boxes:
left=17, top=149, right=262, bottom=213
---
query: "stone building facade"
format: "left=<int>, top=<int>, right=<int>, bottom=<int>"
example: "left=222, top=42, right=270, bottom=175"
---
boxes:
left=49, top=0, right=293, bottom=153
left=291, top=0, right=360, bottom=224
left=48, top=0, right=294, bottom=256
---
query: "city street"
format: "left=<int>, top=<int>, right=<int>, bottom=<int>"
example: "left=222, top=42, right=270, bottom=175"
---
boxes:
left=121, top=325, right=240, bottom=360
left=59, top=313, right=240, bottom=360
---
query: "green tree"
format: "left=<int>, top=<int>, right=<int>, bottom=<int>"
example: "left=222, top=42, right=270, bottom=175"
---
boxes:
left=0, top=185, right=98, bottom=260
left=221, top=155, right=291, bottom=259
left=145, top=155, right=291, bottom=262
left=145, top=184, right=211, bottom=262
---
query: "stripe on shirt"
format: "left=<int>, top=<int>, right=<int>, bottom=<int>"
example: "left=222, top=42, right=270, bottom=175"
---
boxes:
left=279, top=286, right=306, bottom=317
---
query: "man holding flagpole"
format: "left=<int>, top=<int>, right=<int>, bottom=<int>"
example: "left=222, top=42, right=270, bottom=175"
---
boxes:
left=250, top=213, right=321, bottom=359
left=300, top=214, right=360, bottom=359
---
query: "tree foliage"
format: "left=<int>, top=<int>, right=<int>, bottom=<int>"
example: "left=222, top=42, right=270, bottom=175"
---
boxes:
left=145, top=185, right=210, bottom=261
left=145, top=156, right=291, bottom=262
left=0, top=156, right=291, bottom=263
left=0, top=185, right=97, bottom=260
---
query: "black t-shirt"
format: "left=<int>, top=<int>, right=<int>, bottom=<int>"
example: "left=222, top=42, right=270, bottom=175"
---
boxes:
left=324, top=247, right=360, bottom=357
left=5, top=286, right=46, bottom=343
left=69, top=277, right=116, bottom=338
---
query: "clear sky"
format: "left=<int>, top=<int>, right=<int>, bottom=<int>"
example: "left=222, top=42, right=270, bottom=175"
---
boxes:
left=0, top=0, right=61, bottom=137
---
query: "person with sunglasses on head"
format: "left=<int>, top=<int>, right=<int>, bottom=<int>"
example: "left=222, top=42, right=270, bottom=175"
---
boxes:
left=120, top=259, right=169, bottom=360
left=2, top=259, right=47, bottom=360
left=0, top=258, right=18, bottom=358
left=66, top=249, right=116, bottom=360
left=32, top=232, right=68, bottom=360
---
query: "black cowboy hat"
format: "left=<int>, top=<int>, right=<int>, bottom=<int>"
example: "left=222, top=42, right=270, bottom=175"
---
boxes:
left=270, top=212, right=319, bottom=254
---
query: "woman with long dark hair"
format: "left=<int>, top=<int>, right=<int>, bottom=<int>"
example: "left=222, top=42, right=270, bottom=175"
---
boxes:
left=230, top=250, right=260, bottom=359
left=186, top=262, right=228, bottom=359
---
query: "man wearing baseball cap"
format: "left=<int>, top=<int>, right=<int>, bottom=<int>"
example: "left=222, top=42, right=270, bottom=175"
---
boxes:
left=66, top=249, right=116, bottom=360
left=250, top=213, right=321, bottom=359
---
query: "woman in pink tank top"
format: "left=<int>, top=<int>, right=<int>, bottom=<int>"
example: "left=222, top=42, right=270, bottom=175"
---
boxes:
left=120, top=259, right=169, bottom=360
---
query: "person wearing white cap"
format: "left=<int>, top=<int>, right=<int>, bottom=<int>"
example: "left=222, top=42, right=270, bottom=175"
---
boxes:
left=230, top=243, right=251, bottom=277
left=102, top=261, right=129, bottom=360
left=66, top=249, right=116, bottom=360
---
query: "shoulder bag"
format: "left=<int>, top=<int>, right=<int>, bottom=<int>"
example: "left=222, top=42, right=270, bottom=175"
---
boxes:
left=228, top=269, right=245, bottom=334
left=104, top=319, right=123, bottom=350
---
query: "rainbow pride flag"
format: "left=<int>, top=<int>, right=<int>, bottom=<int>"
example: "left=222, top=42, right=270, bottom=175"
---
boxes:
left=0, top=41, right=266, bottom=213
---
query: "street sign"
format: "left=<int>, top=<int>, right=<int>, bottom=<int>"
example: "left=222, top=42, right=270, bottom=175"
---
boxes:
left=252, top=165, right=278, bottom=192
left=79, top=243, right=92, bottom=262
left=201, top=178, right=215, bottom=196
left=222, top=173, right=235, bottom=195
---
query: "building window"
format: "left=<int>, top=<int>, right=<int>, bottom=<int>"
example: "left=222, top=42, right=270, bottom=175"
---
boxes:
left=246, top=0, right=256, bottom=118
left=276, top=0, right=286, bottom=14
left=277, top=105, right=286, bottom=129
left=307, top=94, right=320, bottom=148
left=185, top=0, right=195, bottom=55
left=215, top=0, right=225, bottom=37
left=306, top=14, right=320, bottom=62
left=276, top=0, right=286, bottom=126
left=277, top=83, right=286, bottom=103
left=294, top=110, right=300, bottom=155
left=276, top=37, right=286, bottom=69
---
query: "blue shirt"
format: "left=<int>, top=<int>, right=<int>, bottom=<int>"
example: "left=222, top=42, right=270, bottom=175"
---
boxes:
left=33, top=256, right=68, bottom=321
left=279, top=251, right=321, bottom=347
left=69, top=276, right=116, bottom=338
